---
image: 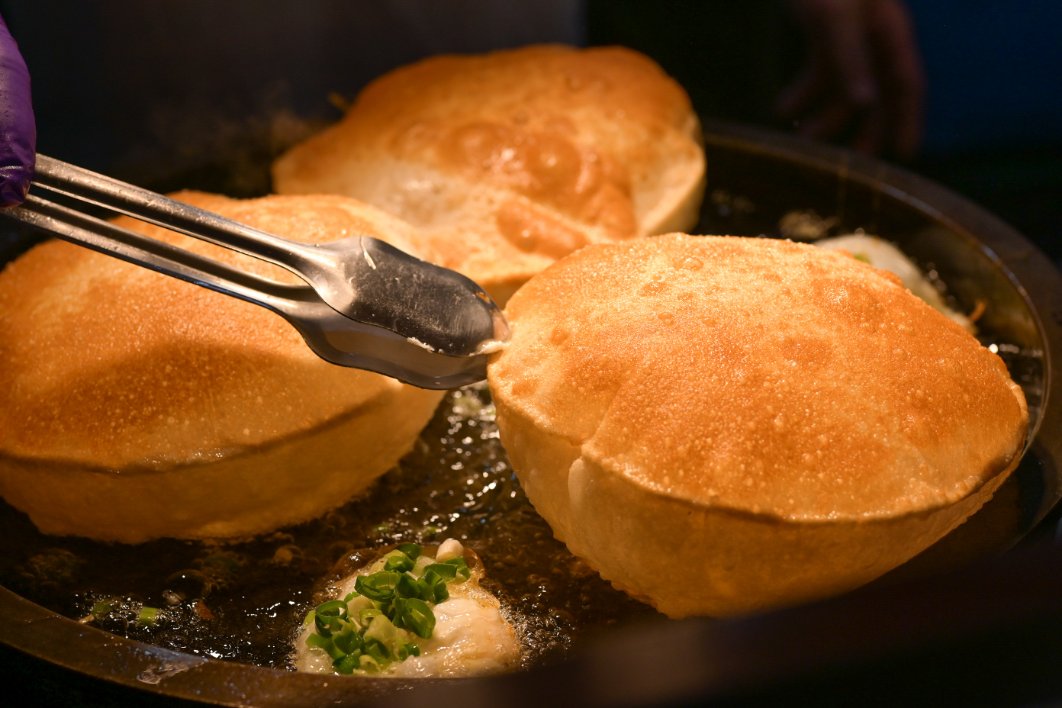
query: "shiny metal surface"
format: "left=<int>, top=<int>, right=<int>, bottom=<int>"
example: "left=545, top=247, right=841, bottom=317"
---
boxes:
left=2, top=155, right=504, bottom=389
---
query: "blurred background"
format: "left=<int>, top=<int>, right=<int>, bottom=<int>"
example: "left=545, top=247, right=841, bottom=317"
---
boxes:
left=585, top=1, right=1062, bottom=267
left=3, top=0, right=1059, bottom=264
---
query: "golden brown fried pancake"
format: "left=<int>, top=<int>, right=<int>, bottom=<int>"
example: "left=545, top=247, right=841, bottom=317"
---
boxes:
left=273, top=45, right=705, bottom=304
left=488, top=234, right=1028, bottom=617
left=0, top=192, right=444, bottom=542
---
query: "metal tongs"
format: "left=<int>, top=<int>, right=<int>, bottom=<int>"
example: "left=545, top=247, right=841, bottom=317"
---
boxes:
left=2, top=155, right=509, bottom=389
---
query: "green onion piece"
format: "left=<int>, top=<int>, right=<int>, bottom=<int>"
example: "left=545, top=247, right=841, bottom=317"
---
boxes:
left=90, top=598, right=115, bottom=619
left=306, top=542, right=476, bottom=675
left=332, top=623, right=363, bottom=656
left=423, top=563, right=458, bottom=581
left=137, top=606, right=160, bottom=626
left=315, top=599, right=348, bottom=617
left=334, top=654, right=360, bottom=674
left=313, top=599, right=348, bottom=637
left=395, top=572, right=427, bottom=600
left=306, top=632, right=328, bottom=648
left=384, top=550, right=415, bottom=573
left=418, top=569, right=450, bottom=603
left=321, top=637, right=347, bottom=661
left=396, top=641, right=420, bottom=661
left=441, top=557, right=471, bottom=580
left=422, top=577, right=445, bottom=603
left=363, top=613, right=402, bottom=650
left=397, top=597, right=435, bottom=639
left=344, top=596, right=372, bottom=629
left=355, top=571, right=400, bottom=601
left=306, top=631, right=330, bottom=649
left=314, top=616, right=343, bottom=639
left=362, top=637, right=389, bottom=666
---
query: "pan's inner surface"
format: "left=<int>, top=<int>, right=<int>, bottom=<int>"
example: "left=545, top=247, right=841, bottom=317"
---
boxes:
left=0, top=383, right=655, bottom=668
left=0, top=127, right=1055, bottom=685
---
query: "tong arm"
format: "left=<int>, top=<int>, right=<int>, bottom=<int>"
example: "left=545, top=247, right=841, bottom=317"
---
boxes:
left=0, top=156, right=508, bottom=389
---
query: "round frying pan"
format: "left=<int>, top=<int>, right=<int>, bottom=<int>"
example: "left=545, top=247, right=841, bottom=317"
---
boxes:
left=2, top=121, right=1060, bottom=706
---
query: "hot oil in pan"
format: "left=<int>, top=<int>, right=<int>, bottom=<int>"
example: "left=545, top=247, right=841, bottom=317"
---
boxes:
left=0, top=384, right=657, bottom=669
left=0, top=185, right=1047, bottom=673
left=0, top=331, right=1043, bottom=672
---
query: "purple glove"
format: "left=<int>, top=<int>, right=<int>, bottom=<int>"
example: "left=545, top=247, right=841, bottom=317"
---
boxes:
left=0, top=15, right=35, bottom=207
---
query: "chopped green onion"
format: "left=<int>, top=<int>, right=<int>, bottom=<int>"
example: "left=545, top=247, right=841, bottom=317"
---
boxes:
left=332, top=624, right=363, bottom=656
left=423, top=562, right=457, bottom=581
left=90, top=598, right=116, bottom=618
left=441, top=557, right=471, bottom=580
left=396, top=641, right=420, bottom=660
left=137, top=606, right=160, bottom=626
left=363, top=637, right=388, bottom=666
left=306, top=631, right=332, bottom=652
left=419, top=569, right=450, bottom=603
left=422, top=564, right=456, bottom=581
left=396, top=597, right=435, bottom=639
left=305, top=541, right=473, bottom=675
left=355, top=571, right=400, bottom=601
left=396, top=572, right=427, bottom=600
left=384, top=549, right=415, bottom=573
left=334, top=654, right=360, bottom=674
left=313, top=599, right=348, bottom=637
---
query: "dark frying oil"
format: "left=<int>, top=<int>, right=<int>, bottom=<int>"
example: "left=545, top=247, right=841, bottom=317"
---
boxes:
left=0, top=384, right=657, bottom=669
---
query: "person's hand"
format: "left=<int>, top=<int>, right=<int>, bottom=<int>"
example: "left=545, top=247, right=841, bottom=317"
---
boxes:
left=776, top=0, right=925, bottom=160
left=0, top=14, right=35, bottom=207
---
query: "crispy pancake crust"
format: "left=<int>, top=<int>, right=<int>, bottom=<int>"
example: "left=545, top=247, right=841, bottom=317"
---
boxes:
left=273, top=45, right=705, bottom=304
left=0, top=192, right=444, bottom=542
left=488, top=234, right=1028, bottom=616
